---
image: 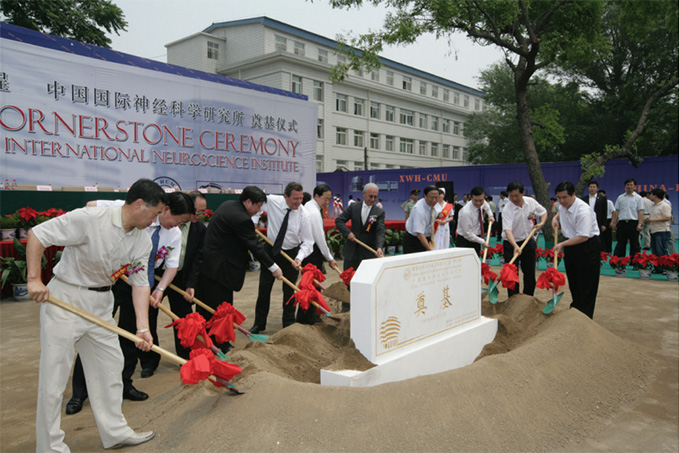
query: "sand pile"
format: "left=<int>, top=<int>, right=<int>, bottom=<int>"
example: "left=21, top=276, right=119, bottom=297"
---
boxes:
left=127, top=295, right=655, bottom=452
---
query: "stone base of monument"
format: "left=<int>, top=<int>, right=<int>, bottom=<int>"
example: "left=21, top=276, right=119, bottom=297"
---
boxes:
left=321, top=248, right=498, bottom=388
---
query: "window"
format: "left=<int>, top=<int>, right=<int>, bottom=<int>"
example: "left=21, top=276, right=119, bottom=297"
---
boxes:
left=354, top=130, right=364, bottom=147
left=463, top=95, right=469, bottom=108
left=420, top=81, right=427, bottom=95
left=337, top=159, right=348, bottom=169
left=336, top=94, right=347, bottom=112
left=313, top=81, right=324, bottom=101
left=207, top=41, right=219, bottom=60
left=318, top=49, right=328, bottom=63
left=370, top=133, right=380, bottom=149
left=337, top=54, right=346, bottom=64
left=294, top=41, right=305, bottom=56
left=354, top=68, right=363, bottom=77
left=443, top=144, right=450, bottom=158
left=453, top=91, right=460, bottom=105
left=402, top=76, right=412, bottom=91
left=453, top=146, right=460, bottom=160
left=419, top=141, right=427, bottom=156
left=370, top=163, right=380, bottom=170
left=399, top=109, right=414, bottom=126
left=386, top=71, right=394, bottom=86
left=460, top=122, right=464, bottom=135
left=291, top=75, right=302, bottom=95
left=431, top=143, right=438, bottom=157
left=385, top=105, right=395, bottom=122
left=453, top=121, right=460, bottom=135
left=419, top=113, right=428, bottom=129
left=463, top=147, right=469, bottom=161
left=386, top=164, right=395, bottom=169
left=370, top=102, right=380, bottom=119
left=336, top=127, right=347, bottom=145
left=443, top=119, right=450, bottom=133
left=317, top=119, right=324, bottom=139
left=385, top=135, right=395, bottom=151
left=443, top=89, right=449, bottom=102
left=354, top=98, right=364, bottom=116
left=431, top=85, right=438, bottom=98
left=316, top=158, right=323, bottom=172
left=431, top=116, right=439, bottom=131
left=371, top=71, right=379, bottom=82
left=354, top=161, right=364, bottom=171
left=275, top=35, right=287, bottom=52
left=475, top=98, right=481, bottom=111
left=399, top=138, right=414, bottom=154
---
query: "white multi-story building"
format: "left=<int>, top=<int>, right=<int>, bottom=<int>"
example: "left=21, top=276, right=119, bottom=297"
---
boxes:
left=166, top=17, right=484, bottom=172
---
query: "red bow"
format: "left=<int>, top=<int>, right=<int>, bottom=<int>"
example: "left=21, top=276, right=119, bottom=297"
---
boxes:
left=287, top=283, right=332, bottom=315
left=499, top=263, right=519, bottom=290
left=481, top=263, right=498, bottom=285
left=180, top=349, right=241, bottom=386
left=166, top=312, right=213, bottom=350
left=339, top=267, right=356, bottom=286
left=206, top=302, right=246, bottom=344
left=300, top=263, right=326, bottom=287
left=536, top=267, right=566, bottom=292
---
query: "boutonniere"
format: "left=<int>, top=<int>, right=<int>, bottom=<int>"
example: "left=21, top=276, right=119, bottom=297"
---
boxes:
left=111, top=261, right=145, bottom=281
left=365, top=215, right=377, bottom=231
left=528, top=211, right=538, bottom=224
left=156, top=245, right=175, bottom=261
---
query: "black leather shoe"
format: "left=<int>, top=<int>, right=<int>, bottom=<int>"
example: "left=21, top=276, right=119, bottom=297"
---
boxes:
left=249, top=325, right=265, bottom=334
left=123, top=387, right=149, bottom=401
left=65, top=396, right=87, bottom=415
left=140, top=368, right=155, bottom=378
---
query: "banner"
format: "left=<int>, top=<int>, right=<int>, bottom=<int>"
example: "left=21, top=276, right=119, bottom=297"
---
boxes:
left=0, top=23, right=317, bottom=193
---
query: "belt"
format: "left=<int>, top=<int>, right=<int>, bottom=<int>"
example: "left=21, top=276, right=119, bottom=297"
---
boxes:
left=88, top=285, right=113, bottom=292
left=619, top=219, right=637, bottom=223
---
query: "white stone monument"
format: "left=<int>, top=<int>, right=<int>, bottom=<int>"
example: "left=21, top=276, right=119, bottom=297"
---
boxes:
left=321, top=248, right=497, bottom=387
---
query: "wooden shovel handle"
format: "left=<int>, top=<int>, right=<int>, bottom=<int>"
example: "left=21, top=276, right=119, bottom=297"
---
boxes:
left=255, top=229, right=322, bottom=286
left=47, top=295, right=186, bottom=365
left=508, top=225, right=540, bottom=265
left=353, top=237, right=378, bottom=256
left=153, top=274, right=215, bottom=315
left=554, top=225, right=559, bottom=267
left=482, top=220, right=494, bottom=263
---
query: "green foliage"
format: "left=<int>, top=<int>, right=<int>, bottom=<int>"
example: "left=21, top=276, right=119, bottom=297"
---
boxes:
left=0, top=215, right=19, bottom=229
left=384, top=228, right=402, bottom=246
left=0, top=0, right=127, bottom=48
left=326, top=227, right=346, bottom=257
left=0, top=237, right=45, bottom=286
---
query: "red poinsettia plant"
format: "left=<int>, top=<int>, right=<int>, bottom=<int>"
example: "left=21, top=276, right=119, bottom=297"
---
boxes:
left=199, top=209, right=213, bottom=223
left=657, top=253, right=679, bottom=272
left=16, top=207, right=39, bottom=229
left=631, top=251, right=658, bottom=271
left=607, top=255, right=630, bottom=271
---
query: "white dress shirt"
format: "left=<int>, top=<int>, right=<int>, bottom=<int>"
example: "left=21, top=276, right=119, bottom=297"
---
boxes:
left=303, top=199, right=334, bottom=262
left=405, top=198, right=436, bottom=236
left=559, top=198, right=600, bottom=239
left=262, top=194, right=314, bottom=261
left=501, top=196, right=547, bottom=241
left=456, top=200, right=493, bottom=245
left=614, top=192, right=645, bottom=220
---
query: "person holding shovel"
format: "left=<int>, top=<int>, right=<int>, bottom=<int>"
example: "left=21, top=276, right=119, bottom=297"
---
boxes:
left=26, top=178, right=165, bottom=451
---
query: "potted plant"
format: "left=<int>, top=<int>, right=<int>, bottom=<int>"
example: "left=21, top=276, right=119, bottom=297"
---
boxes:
left=325, top=227, right=346, bottom=259
left=15, top=206, right=39, bottom=239
left=384, top=228, right=400, bottom=255
left=631, top=251, right=657, bottom=279
left=600, top=251, right=610, bottom=268
left=199, top=208, right=213, bottom=225
left=607, top=255, right=630, bottom=277
left=0, top=214, right=19, bottom=241
left=657, top=253, right=679, bottom=281
left=0, top=237, right=46, bottom=300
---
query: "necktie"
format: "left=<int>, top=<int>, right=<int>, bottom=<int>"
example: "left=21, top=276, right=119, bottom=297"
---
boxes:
left=148, top=225, right=161, bottom=287
left=273, top=208, right=291, bottom=256
left=478, top=208, right=485, bottom=236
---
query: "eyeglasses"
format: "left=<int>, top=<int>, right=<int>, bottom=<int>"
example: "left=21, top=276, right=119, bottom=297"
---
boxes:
left=365, top=194, right=378, bottom=199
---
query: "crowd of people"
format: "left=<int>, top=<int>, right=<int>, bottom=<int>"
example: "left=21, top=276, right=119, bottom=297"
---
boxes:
left=24, top=176, right=674, bottom=451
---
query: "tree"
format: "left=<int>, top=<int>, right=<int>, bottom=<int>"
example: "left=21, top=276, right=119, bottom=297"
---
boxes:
left=0, top=0, right=127, bottom=49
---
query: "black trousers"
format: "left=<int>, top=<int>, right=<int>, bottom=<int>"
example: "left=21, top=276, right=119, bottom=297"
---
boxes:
left=403, top=232, right=429, bottom=254
left=502, top=238, right=537, bottom=297
left=165, top=281, right=194, bottom=360
left=253, top=245, right=300, bottom=329
left=455, top=235, right=481, bottom=255
left=195, top=272, right=234, bottom=351
left=496, top=213, right=504, bottom=240
left=564, top=236, right=601, bottom=319
left=614, top=220, right=640, bottom=257
left=600, top=220, right=612, bottom=253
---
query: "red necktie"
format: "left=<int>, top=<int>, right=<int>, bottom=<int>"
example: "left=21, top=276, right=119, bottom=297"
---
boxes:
left=478, top=208, right=485, bottom=236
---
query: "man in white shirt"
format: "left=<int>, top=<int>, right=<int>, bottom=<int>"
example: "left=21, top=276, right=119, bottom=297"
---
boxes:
left=639, top=191, right=654, bottom=250
left=27, top=178, right=165, bottom=451
left=455, top=186, right=495, bottom=255
left=553, top=181, right=601, bottom=319
left=496, top=191, right=509, bottom=241
left=403, top=185, right=440, bottom=254
left=502, top=182, right=547, bottom=297
left=611, top=177, right=644, bottom=258
left=299, top=184, right=338, bottom=323
left=250, top=182, right=314, bottom=333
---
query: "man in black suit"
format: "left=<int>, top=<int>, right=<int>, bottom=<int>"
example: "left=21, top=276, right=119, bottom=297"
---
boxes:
left=581, top=181, right=608, bottom=241
left=197, top=186, right=282, bottom=348
left=159, top=190, right=207, bottom=360
left=335, top=183, right=385, bottom=311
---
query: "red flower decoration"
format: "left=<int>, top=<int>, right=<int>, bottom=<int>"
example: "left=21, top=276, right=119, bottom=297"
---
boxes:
left=41, top=208, right=66, bottom=218
left=287, top=282, right=331, bottom=315
left=179, top=349, right=241, bottom=386
left=600, top=252, right=610, bottom=262
left=300, top=263, right=326, bottom=287
left=166, top=312, right=213, bottom=350
left=18, top=207, right=38, bottom=222
left=481, top=263, right=497, bottom=285
left=631, top=251, right=658, bottom=270
left=499, top=263, right=519, bottom=290
left=536, top=267, right=566, bottom=292
left=339, top=267, right=356, bottom=286
left=608, top=255, right=630, bottom=270
left=205, top=302, right=246, bottom=344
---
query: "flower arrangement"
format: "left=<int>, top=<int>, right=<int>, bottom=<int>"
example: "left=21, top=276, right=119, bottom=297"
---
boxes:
left=527, top=211, right=538, bottom=224
left=199, top=209, right=213, bottom=223
left=600, top=251, right=610, bottom=268
left=16, top=207, right=39, bottom=229
left=365, top=214, right=377, bottom=232
left=631, top=251, right=658, bottom=271
left=607, top=255, right=630, bottom=271
left=156, top=246, right=175, bottom=261
left=657, top=253, right=679, bottom=272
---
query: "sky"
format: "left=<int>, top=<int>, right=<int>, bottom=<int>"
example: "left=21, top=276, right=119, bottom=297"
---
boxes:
left=105, top=0, right=506, bottom=91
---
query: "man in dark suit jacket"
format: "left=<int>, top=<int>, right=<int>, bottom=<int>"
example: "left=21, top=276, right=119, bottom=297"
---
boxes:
left=197, top=186, right=282, bottom=350
left=581, top=181, right=608, bottom=238
left=335, top=183, right=385, bottom=309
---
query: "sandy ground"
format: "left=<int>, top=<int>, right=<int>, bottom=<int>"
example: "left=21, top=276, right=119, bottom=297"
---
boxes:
left=1, top=262, right=678, bottom=452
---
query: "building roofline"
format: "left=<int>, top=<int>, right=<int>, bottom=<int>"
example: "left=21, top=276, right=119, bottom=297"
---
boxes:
left=165, top=31, right=224, bottom=48
left=203, top=16, right=484, bottom=96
